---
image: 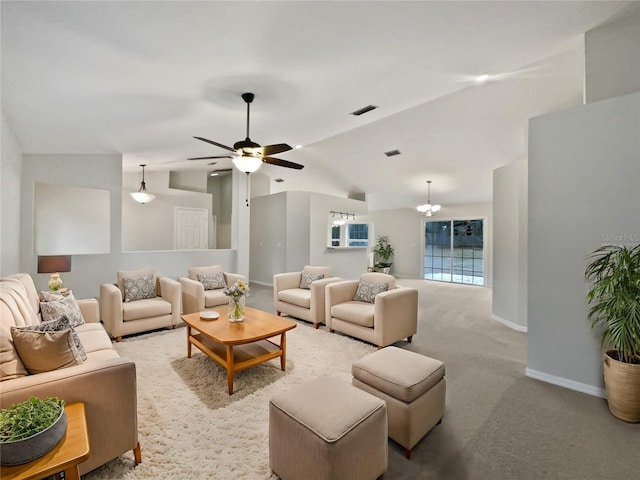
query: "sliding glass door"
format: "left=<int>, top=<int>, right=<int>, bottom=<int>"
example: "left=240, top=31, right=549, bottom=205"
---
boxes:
left=423, top=219, right=484, bottom=285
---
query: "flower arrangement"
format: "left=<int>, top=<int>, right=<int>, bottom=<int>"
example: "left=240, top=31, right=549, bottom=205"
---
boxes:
left=223, top=280, right=249, bottom=322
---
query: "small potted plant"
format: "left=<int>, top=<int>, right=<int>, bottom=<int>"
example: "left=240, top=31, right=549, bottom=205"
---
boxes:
left=372, top=235, right=394, bottom=274
left=585, top=244, right=640, bottom=422
left=0, top=397, right=67, bottom=465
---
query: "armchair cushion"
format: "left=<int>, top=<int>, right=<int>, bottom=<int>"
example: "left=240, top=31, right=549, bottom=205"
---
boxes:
left=198, top=272, right=227, bottom=290
left=331, top=301, right=375, bottom=328
left=123, top=273, right=156, bottom=302
left=204, top=289, right=228, bottom=308
left=353, top=280, right=389, bottom=303
left=122, top=297, right=171, bottom=321
left=11, top=315, right=87, bottom=362
left=299, top=272, right=324, bottom=289
left=278, top=289, right=311, bottom=309
left=40, top=292, right=85, bottom=327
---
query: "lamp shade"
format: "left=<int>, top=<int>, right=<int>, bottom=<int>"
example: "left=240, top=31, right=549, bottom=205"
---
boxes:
left=232, top=155, right=263, bottom=173
left=37, top=255, right=72, bottom=274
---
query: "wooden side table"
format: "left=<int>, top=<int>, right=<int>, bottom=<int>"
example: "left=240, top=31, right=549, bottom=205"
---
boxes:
left=1, top=402, right=90, bottom=480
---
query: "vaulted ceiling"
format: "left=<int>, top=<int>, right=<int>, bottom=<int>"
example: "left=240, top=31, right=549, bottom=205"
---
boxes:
left=2, top=1, right=637, bottom=210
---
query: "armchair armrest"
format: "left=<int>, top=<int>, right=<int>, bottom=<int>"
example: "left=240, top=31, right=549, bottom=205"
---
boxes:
left=179, top=277, right=204, bottom=315
left=309, top=277, right=342, bottom=326
left=158, top=276, right=181, bottom=326
left=78, top=298, right=99, bottom=323
left=224, top=272, right=248, bottom=286
left=373, top=287, right=418, bottom=346
left=100, top=283, right=123, bottom=339
left=273, top=272, right=303, bottom=306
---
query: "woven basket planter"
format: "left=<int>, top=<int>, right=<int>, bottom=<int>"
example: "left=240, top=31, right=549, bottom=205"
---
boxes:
left=603, top=350, right=640, bottom=423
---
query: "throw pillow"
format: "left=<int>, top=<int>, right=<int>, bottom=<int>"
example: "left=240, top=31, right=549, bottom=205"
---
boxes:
left=11, top=328, right=83, bottom=375
left=197, top=272, right=227, bottom=290
left=300, top=272, right=324, bottom=289
left=353, top=280, right=389, bottom=303
left=40, top=292, right=85, bottom=327
left=123, top=273, right=156, bottom=302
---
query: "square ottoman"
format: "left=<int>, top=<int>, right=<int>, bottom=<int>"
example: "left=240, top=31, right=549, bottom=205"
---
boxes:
left=352, top=346, right=446, bottom=459
left=269, top=376, right=388, bottom=480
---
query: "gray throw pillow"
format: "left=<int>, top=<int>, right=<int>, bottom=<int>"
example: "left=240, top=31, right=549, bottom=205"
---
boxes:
left=40, top=292, right=85, bottom=327
left=123, top=273, right=156, bottom=302
left=12, top=315, right=87, bottom=362
left=353, top=280, right=388, bottom=303
left=300, top=272, right=324, bottom=289
left=197, top=272, right=227, bottom=290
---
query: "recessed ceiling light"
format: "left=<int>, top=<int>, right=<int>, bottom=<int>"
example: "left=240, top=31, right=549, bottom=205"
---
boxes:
left=475, top=74, right=489, bottom=84
left=295, top=145, right=302, bottom=149
left=384, top=149, right=401, bottom=157
left=209, top=172, right=218, bottom=176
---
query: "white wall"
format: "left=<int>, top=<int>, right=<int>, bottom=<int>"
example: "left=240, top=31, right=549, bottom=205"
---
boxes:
left=585, top=12, right=640, bottom=104
left=527, top=92, right=640, bottom=396
left=492, top=157, right=528, bottom=331
left=0, top=112, right=22, bottom=275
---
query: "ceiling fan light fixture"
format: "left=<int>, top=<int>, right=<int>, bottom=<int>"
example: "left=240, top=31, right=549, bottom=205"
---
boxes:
left=130, top=164, right=155, bottom=204
left=233, top=155, right=263, bottom=174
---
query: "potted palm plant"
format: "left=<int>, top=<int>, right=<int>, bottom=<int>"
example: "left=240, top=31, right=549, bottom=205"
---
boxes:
left=585, top=244, right=640, bottom=423
left=372, top=235, right=394, bottom=274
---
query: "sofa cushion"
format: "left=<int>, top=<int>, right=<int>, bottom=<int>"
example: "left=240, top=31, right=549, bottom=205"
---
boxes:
left=11, top=327, right=84, bottom=375
left=331, top=301, right=375, bottom=327
left=122, top=297, right=172, bottom=321
left=40, top=292, right=85, bottom=327
left=353, top=280, right=388, bottom=303
left=204, top=289, right=228, bottom=308
left=278, top=288, right=311, bottom=309
left=123, top=273, right=157, bottom=302
left=198, top=272, right=227, bottom=290
left=76, top=323, right=116, bottom=354
left=299, top=272, right=324, bottom=290
left=188, top=265, right=222, bottom=281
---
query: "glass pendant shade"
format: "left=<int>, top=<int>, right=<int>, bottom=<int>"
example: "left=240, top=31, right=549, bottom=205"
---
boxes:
left=131, top=164, right=155, bottom=204
left=232, top=155, right=263, bottom=173
left=416, top=180, right=441, bottom=217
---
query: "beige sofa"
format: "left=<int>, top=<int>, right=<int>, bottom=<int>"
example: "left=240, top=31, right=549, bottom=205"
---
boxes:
left=100, top=268, right=181, bottom=341
left=179, top=265, right=247, bottom=315
left=0, top=273, right=140, bottom=475
left=326, top=272, right=418, bottom=348
left=273, top=266, right=342, bottom=329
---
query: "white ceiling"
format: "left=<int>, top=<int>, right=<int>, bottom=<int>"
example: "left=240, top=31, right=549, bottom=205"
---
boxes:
left=2, top=1, right=637, bottom=211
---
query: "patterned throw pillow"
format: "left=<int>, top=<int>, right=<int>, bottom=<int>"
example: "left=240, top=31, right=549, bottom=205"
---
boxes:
left=197, top=272, right=227, bottom=291
left=299, top=272, right=324, bottom=289
left=123, top=273, right=156, bottom=302
left=40, top=292, right=85, bottom=327
left=353, top=280, right=389, bottom=303
left=11, top=315, right=87, bottom=362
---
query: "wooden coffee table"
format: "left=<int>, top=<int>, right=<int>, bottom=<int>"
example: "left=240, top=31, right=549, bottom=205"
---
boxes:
left=181, top=306, right=297, bottom=395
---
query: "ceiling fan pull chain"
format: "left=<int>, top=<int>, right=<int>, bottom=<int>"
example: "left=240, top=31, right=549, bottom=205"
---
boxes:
left=246, top=172, right=250, bottom=207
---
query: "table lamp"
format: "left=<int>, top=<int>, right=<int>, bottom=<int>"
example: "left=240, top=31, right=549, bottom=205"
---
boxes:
left=38, top=255, right=72, bottom=291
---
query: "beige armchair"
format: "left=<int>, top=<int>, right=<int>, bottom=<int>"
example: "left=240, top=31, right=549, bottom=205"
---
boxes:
left=100, top=268, right=181, bottom=342
left=326, top=272, right=418, bottom=348
left=273, top=266, right=341, bottom=329
left=179, top=265, right=247, bottom=315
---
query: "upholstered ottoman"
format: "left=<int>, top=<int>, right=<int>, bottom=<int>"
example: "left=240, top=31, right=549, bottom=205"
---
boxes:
left=269, top=376, right=388, bottom=480
left=352, top=346, right=446, bottom=459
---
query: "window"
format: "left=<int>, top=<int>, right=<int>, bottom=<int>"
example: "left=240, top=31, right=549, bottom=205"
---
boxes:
left=423, top=219, right=484, bottom=285
left=347, top=223, right=369, bottom=247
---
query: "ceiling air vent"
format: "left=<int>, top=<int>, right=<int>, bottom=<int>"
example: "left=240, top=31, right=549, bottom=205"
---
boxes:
left=274, top=178, right=284, bottom=183
left=351, top=105, right=378, bottom=116
left=384, top=149, right=401, bottom=157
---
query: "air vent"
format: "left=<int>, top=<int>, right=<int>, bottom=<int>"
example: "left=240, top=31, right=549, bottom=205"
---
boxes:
left=274, top=178, right=284, bottom=183
left=384, top=149, right=401, bottom=157
left=351, top=105, right=378, bottom=116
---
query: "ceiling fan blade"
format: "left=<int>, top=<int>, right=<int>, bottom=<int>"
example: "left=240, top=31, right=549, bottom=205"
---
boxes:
left=193, top=136, right=236, bottom=153
left=262, top=156, right=304, bottom=170
left=187, top=156, right=232, bottom=161
left=258, top=143, right=293, bottom=156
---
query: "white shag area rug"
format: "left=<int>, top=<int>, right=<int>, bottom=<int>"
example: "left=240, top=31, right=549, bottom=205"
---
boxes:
left=83, top=322, right=376, bottom=479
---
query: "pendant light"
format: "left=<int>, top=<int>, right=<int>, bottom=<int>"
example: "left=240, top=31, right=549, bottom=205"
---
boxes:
left=416, top=180, right=441, bottom=217
left=131, top=164, right=155, bottom=204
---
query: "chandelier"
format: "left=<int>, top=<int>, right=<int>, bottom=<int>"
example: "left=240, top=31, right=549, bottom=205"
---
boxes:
left=416, top=180, right=441, bottom=217
left=130, top=164, right=155, bottom=204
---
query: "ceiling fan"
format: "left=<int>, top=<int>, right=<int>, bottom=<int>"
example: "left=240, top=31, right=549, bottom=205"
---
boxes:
left=189, top=92, right=304, bottom=173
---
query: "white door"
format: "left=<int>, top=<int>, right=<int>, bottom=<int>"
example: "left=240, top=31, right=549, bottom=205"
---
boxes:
left=174, top=207, right=208, bottom=249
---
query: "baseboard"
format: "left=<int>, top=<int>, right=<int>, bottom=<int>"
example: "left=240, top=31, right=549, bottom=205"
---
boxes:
left=491, top=314, right=528, bottom=332
left=525, top=367, right=606, bottom=398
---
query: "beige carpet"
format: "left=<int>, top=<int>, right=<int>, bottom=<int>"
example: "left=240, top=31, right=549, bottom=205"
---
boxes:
left=83, top=320, right=376, bottom=479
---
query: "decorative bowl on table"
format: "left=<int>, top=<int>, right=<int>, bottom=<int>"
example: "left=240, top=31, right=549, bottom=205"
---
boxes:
left=200, top=311, right=220, bottom=321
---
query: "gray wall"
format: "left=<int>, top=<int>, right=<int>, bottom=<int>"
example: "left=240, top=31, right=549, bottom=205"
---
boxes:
left=527, top=92, right=640, bottom=396
left=492, top=157, right=528, bottom=331
left=0, top=112, right=22, bottom=275
left=585, top=12, right=640, bottom=104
